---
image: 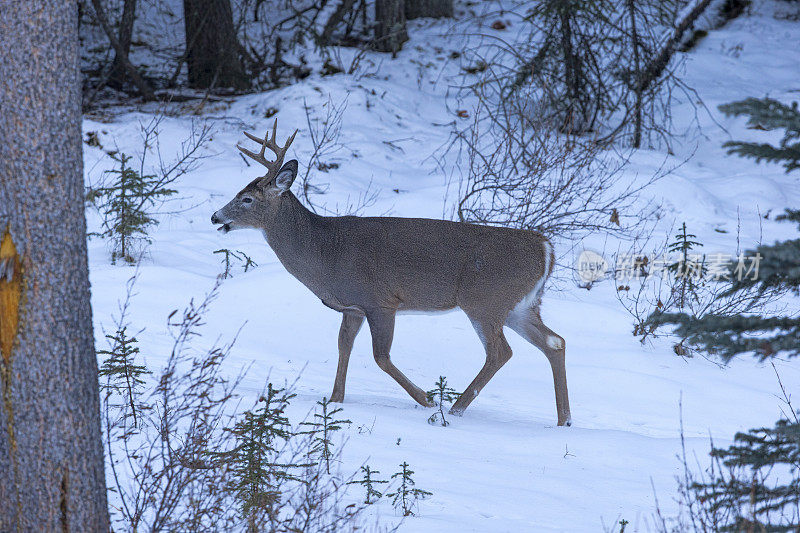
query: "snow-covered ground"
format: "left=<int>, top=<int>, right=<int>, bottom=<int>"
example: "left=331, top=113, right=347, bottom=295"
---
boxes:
left=83, top=2, right=800, bottom=531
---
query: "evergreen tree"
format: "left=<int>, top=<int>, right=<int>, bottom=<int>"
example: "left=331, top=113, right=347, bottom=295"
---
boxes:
left=98, top=324, right=150, bottom=427
left=649, top=217, right=799, bottom=361
left=96, top=152, right=176, bottom=263
left=299, top=397, right=351, bottom=474
left=686, top=415, right=800, bottom=531
left=214, top=384, right=298, bottom=531
left=667, top=222, right=706, bottom=309
left=387, top=462, right=432, bottom=516
left=426, top=376, right=461, bottom=427
left=719, top=97, right=800, bottom=174
left=649, top=96, right=800, bottom=531
left=213, top=248, right=258, bottom=279
left=649, top=96, right=800, bottom=360
left=349, top=465, right=388, bottom=504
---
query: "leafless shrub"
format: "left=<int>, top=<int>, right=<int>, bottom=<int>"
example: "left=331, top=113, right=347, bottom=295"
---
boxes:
left=450, top=94, right=661, bottom=243
left=454, top=0, right=712, bottom=147
left=102, top=279, right=241, bottom=531
left=300, top=96, right=347, bottom=207
left=234, top=0, right=374, bottom=88
left=100, top=279, right=376, bottom=532
left=88, top=110, right=212, bottom=210
left=138, top=112, right=213, bottom=195
left=297, top=97, right=379, bottom=216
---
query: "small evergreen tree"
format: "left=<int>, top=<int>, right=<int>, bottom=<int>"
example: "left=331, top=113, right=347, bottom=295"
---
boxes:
left=215, top=384, right=298, bottom=531
left=719, top=97, right=800, bottom=174
left=96, top=152, right=176, bottom=264
left=651, top=210, right=800, bottom=361
left=213, top=248, right=258, bottom=278
left=679, top=413, right=800, bottom=531
left=387, top=462, right=432, bottom=517
left=426, top=376, right=461, bottom=427
left=299, top=397, right=351, bottom=474
left=98, top=324, right=150, bottom=427
left=349, top=465, right=388, bottom=504
left=667, top=222, right=706, bottom=309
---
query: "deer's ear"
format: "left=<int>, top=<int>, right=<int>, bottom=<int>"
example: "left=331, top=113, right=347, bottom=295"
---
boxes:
left=274, top=159, right=298, bottom=193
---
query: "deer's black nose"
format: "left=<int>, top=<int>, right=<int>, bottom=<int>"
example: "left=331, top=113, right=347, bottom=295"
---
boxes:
left=211, top=213, right=220, bottom=224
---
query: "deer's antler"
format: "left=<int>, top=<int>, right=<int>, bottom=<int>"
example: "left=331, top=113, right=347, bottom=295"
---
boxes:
left=238, top=119, right=298, bottom=180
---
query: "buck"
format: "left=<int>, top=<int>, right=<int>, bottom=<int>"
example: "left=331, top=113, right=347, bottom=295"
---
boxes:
left=211, top=121, right=571, bottom=426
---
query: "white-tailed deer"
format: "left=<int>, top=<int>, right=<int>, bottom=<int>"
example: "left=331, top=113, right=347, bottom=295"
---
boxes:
left=211, top=121, right=571, bottom=426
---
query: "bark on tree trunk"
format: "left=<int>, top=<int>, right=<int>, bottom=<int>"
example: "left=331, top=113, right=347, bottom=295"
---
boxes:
left=90, top=0, right=155, bottom=100
left=183, top=0, right=249, bottom=90
left=405, top=0, right=453, bottom=19
left=321, top=0, right=359, bottom=45
left=558, top=8, right=585, bottom=132
left=109, top=0, right=138, bottom=88
left=0, top=2, right=109, bottom=532
left=374, top=0, right=408, bottom=56
left=637, top=0, right=713, bottom=94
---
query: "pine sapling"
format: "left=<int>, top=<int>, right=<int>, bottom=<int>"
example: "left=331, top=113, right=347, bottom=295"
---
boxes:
left=426, top=376, right=461, bottom=426
left=348, top=465, right=388, bottom=504
left=96, top=152, right=176, bottom=263
left=98, top=324, right=150, bottom=427
left=388, top=462, right=431, bottom=517
left=215, top=383, right=299, bottom=530
left=667, top=222, right=706, bottom=308
left=299, top=396, right=351, bottom=474
left=213, top=248, right=258, bottom=278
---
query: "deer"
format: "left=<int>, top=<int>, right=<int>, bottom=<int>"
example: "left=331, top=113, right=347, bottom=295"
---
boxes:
left=211, top=120, right=572, bottom=426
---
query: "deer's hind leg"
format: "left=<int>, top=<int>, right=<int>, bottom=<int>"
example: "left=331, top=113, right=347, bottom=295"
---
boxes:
left=365, top=308, right=433, bottom=407
left=330, top=312, right=364, bottom=403
left=449, top=316, right=513, bottom=415
left=506, top=307, right=571, bottom=426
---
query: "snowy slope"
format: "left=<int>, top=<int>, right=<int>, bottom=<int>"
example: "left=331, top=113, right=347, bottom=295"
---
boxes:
left=83, top=2, right=800, bottom=531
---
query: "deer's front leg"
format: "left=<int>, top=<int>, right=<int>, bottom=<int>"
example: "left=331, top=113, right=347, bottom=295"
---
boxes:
left=330, top=312, right=365, bottom=403
left=366, top=309, right=433, bottom=408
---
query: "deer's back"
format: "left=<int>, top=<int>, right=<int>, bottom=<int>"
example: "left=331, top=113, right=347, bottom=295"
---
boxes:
left=320, top=216, right=551, bottom=317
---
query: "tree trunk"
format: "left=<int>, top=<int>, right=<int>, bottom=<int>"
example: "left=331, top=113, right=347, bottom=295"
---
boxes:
left=90, top=0, right=155, bottom=100
left=108, top=0, right=138, bottom=88
left=0, top=2, right=109, bottom=532
left=320, top=0, right=359, bottom=45
left=627, top=0, right=643, bottom=148
left=374, top=0, right=408, bottom=55
left=183, top=0, right=249, bottom=90
left=637, top=0, right=713, bottom=94
left=405, top=0, right=453, bottom=19
left=558, top=8, right=580, bottom=132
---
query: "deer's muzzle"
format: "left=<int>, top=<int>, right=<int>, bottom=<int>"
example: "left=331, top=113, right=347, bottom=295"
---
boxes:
left=211, top=212, right=231, bottom=233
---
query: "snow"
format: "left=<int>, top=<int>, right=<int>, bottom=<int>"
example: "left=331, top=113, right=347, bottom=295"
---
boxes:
left=83, top=2, right=800, bottom=531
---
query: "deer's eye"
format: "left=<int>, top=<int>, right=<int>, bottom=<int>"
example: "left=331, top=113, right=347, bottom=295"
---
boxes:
left=242, top=197, right=253, bottom=204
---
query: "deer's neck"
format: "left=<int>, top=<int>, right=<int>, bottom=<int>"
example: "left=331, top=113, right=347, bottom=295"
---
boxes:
left=261, top=193, right=328, bottom=288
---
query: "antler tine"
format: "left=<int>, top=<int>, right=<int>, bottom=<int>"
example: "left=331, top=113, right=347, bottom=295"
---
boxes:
left=242, top=130, right=267, bottom=146
left=237, top=119, right=297, bottom=178
left=238, top=132, right=267, bottom=163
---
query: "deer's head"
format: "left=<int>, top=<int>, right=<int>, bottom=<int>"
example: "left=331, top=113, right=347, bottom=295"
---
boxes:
left=211, top=120, right=298, bottom=233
